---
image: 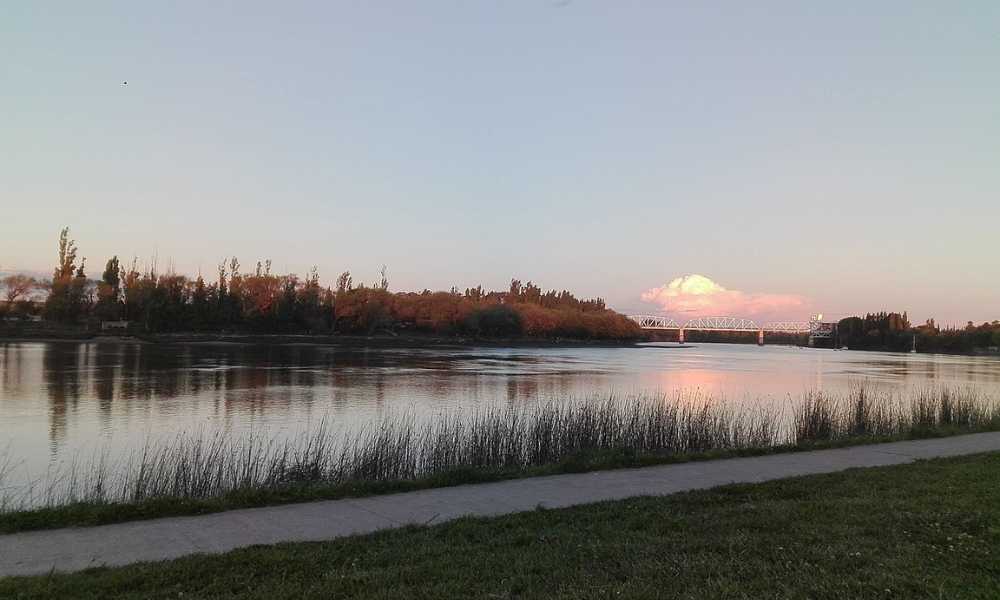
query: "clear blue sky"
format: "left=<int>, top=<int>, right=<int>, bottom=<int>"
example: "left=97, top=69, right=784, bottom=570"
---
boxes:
left=3, top=2, right=998, bottom=325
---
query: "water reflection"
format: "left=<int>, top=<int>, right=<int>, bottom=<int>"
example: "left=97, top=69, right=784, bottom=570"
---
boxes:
left=43, top=342, right=81, bottom=449
left=1, top=341, right=999, bottom=486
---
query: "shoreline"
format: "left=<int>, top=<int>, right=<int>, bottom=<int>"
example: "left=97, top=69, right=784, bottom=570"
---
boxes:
left=0, top=331, right=648, bottom=349
left=2, top=330, right=996, bottom=356
left=1, top=385, right=995, bottom=534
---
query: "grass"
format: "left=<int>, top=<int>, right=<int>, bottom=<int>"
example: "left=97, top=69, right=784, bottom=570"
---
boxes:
left=1, top=385, right=998, bottom=534
left=3, top=452, right=999, bottom=598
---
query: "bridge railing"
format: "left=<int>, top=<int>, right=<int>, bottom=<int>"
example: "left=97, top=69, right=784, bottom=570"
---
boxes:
left=683, top=316, right=759, bottom=331
left=761, top=321, right=813, bottom=333
left=627, top=315, right=679, bottom=329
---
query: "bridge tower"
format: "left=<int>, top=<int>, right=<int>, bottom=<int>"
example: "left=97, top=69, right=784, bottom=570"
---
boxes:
left=807, top=314, right=835, bottom=347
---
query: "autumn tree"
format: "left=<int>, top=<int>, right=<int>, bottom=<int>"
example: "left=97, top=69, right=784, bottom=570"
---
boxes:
left=336, top=271, right=352, bottom=294
left=44, top=228, right=91, bottom=322
left=27, top=228, right=640, bottom=340
left=1, top=274, right=37, bottom=319
left=3, top=274, right=36, bottom=304
left=378, top=265, right=389, bottom=291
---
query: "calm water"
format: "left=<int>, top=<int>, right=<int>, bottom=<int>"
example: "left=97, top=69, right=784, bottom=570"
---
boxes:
left=3, top=340, right=1000, bottom=495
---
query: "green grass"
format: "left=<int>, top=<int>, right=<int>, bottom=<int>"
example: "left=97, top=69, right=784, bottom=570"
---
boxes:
left=3, top=452, right=999, bottom=599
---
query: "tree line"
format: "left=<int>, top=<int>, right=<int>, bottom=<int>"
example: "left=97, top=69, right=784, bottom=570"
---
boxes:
left=837, top=311, right=1000, bottom=353
left=1, top=228, right=641, bottom=341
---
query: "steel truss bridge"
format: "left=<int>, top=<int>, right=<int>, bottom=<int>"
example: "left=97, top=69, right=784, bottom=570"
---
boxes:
left=626, top=315, right=835, bottom=345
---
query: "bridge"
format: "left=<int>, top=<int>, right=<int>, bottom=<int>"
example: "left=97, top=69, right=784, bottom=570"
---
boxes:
left=626, top=315, right=835, bottom=345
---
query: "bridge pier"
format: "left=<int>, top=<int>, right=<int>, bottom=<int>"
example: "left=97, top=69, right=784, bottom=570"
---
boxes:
left=678, top=329, right=685, bottom=344
left=757, top=329, right=764, bottom=346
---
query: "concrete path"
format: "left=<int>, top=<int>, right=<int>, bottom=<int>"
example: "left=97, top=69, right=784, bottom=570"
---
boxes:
left=3, top=432, right=1000, bottom=578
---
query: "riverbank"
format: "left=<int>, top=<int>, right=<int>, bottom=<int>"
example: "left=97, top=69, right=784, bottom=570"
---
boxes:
left=2, top=449, right=998, bottom=596
left=2, top=386, right=996, bottom=534
left=6, top=327, right=997, bottom=355
left=0, top=327, right=645, bottom=348
left=143, top=331, right=644, bottom=348
left=0, top=435, right=913, bottom=535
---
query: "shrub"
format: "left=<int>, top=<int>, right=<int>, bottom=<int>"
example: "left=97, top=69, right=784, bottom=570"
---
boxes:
left=464, top=305, right=523, bottom=337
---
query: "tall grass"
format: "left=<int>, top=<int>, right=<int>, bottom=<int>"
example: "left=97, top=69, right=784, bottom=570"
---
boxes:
left=1, top=386, right=997, bottom=512
left=792, top=384, right=998, bottom=443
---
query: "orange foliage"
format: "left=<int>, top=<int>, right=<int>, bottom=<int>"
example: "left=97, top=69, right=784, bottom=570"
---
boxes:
left=333, top=280, right=641, bottom=340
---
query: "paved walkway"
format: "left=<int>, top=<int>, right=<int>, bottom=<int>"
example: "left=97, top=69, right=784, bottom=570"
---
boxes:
left=3, top=432, right=1000, bottom=578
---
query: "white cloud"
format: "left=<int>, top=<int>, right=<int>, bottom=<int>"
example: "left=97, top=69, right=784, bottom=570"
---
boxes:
left=641, top=274, right=808, bottom=319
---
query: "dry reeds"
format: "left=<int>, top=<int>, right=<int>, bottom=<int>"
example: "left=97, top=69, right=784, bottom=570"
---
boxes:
left=1, top=385, right=996, bottom=512
left=792, top=384, right=997, bottom=444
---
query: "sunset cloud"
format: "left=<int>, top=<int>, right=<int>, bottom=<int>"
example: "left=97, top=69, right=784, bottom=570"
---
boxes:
left=641, top=274, right=808, bottom=320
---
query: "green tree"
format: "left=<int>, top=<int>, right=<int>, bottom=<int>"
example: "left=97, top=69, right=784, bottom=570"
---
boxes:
left=95, top=256, right=122, bottom=320
left=189, top=275, right=211, bottom=330
left=464, top=305, right=523, bottom=337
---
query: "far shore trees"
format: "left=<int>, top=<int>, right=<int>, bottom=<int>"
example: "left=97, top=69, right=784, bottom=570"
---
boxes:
left=26, top=228, right=642, bottom=341
left=837, top=312, right=1000, bottom=353
left=17, top=229, right=1000, bottom=350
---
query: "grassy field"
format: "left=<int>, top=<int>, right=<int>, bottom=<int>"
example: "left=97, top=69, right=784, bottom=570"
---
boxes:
left=3, top=452, right=998, bottom=599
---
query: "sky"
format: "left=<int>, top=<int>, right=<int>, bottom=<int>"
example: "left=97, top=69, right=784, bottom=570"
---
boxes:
left=2, top=2, right=999, bottom=326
